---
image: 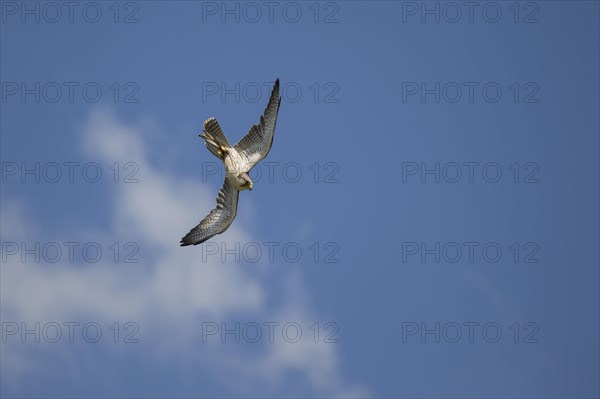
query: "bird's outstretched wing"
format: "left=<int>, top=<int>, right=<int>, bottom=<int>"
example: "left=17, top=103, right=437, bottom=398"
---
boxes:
left=234, top=78, right=281, bottom=170
left=201, top=117, right=231, bottom=160
left=180, top=179, right=239, bottom=246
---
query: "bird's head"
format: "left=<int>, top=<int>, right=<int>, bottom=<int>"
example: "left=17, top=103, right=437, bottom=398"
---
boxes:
left=238, top=172, right=253, bottom=191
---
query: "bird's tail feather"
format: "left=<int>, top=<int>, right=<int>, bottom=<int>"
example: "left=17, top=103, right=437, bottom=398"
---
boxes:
left=201, top=132, right=225, bottom=159
left=201, top=118, right=231, bottom=160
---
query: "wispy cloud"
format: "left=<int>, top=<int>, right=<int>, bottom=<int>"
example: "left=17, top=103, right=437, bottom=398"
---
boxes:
left=1, top=108, right=367, bottom=398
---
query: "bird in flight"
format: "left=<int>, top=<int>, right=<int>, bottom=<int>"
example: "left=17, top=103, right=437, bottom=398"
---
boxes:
left=180, top=79, right=282, bottom=246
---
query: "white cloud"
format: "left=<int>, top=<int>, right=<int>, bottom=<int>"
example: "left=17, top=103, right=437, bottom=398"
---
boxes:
left=1, top=108, right=367, bottom=397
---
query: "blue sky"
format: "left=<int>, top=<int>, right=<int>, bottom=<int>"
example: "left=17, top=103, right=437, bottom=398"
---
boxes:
left=1, top=1, right=599, bottom=398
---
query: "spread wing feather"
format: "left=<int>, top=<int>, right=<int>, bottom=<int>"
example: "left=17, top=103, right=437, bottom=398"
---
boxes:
left=234, top=79, right=281, bottom=169
left=180, top=179, right=239, bottom=246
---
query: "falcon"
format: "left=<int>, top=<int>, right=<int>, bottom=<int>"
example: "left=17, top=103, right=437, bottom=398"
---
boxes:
left=180, top=79, right=282, bottom=246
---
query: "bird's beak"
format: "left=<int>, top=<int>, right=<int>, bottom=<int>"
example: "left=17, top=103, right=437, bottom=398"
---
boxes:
left=241, top=172, right=253, bottom=190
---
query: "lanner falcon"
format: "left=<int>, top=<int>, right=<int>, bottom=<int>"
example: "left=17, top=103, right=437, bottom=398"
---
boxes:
left=180, top=79, right=282, bottom=246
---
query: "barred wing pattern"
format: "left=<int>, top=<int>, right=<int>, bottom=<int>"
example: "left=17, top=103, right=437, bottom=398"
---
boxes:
left=234, top=78, right=281, bottom=170
left=180, top=179, right=240, bottom=246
